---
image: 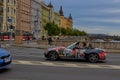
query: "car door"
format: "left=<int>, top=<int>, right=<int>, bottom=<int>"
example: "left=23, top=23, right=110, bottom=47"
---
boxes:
left=63, top=48, right=73, bottom=58
left=72, top=48, right=85, bottom=59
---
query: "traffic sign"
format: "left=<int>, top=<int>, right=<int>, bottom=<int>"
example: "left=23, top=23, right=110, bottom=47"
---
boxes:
left=8, top=18, right=12, bottom=23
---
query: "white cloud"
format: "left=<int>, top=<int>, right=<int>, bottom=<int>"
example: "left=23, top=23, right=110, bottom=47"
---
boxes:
left=80, top=18, right=120, bottom=23
left=98, top=9, right=120, bottom=14
left=112, top=0, right=120, bottom=3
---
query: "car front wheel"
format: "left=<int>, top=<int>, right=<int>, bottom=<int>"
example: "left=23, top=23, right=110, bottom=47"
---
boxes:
left=88, top=53, right=99, bottom=63
left=48, top=51, right=59, bottom=61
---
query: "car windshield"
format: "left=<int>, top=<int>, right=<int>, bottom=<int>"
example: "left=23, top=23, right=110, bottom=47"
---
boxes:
left=66, top=42, right=77, bottom=49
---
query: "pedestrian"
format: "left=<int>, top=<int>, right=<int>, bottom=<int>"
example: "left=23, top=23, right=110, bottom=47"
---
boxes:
left=26, top=35, right=30, bottom=44
left=87, top=43, right=93, bottom=49
left=42, top=36, right=45, bottom=40
left=82, top=42, right=87, bottom=49
left=47, top=37, right=52, bottom=46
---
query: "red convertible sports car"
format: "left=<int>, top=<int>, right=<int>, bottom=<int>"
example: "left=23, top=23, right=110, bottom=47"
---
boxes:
left=44, top=42, right=106, bottom=63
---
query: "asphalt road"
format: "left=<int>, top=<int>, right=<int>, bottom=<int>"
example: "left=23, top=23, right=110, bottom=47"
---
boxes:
left=0, top=46, right=120, bottom=80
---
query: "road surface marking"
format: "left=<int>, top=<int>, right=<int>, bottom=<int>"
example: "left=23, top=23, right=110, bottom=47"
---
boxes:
left=13, top=60, right=120, bottom=70
left=13, top=54, right=44, bottom=58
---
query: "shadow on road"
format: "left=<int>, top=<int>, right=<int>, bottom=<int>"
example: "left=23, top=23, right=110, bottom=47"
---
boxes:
left=0, top=68, right=11, bottom=74
left=45, top=58, right=106, bottom=64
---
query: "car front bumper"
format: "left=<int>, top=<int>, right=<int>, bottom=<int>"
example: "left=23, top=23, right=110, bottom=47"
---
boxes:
left=0, top=61, right=12, bottom=69
left=0, top=56, right=12, bottom=69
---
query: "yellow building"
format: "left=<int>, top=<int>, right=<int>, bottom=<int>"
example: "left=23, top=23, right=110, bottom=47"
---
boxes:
left=40, top=2, right=72, bottom=37
left=41, top=2, right=50, bottom=28
left=66, top=13, right=73, bottom=28
left=40, top=2, right=50, bottom=37
left=59, top=6, right=73, bottom=29
left=47, top=1, right=54, bottom=22
left=47, top=2, right=60, bottom=26
left=40, top=2, right=61, bottom=37
left=54, top=12, right=60, bottom=27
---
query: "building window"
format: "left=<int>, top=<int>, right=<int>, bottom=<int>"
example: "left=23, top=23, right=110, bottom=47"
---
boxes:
left=7, top=7, right=10, bottom=12
left=14, top=9, right=15, bottom=14
left=7, top=0, right=10, bottom=3
left=0, top=0, right=3, bottom=3
left=14, top=0, right=16, bottom=5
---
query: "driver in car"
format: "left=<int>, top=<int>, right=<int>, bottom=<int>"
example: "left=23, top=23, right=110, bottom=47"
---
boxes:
left=72, top=42, right=80, bottom=57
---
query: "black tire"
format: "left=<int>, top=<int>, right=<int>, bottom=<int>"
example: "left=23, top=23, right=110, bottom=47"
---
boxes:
left=88, top=53, right=99, bottom=63
left=48, top=51, right=59, bottom=61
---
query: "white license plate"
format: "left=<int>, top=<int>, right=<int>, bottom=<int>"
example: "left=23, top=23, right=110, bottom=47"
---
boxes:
left=4, top=57, right=11, bottom=63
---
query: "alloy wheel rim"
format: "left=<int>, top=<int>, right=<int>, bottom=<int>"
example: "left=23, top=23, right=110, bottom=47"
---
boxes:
left=89, top=54, right=98, bottom=62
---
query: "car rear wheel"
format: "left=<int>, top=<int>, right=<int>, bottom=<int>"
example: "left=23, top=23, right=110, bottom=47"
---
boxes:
left=48, top=51, right=59, bottom=61
left=88, top=53, right=99, bottom=63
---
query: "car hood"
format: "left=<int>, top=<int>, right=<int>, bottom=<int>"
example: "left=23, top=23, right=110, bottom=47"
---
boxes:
left=0, top=48, right=10, bottom=56
left=48, top=46, right=65, bottom=51
left=85, top=48, right=105, bottom=54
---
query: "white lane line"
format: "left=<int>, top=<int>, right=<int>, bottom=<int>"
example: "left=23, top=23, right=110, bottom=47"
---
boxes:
left=110, top=65, right=120, bottom=69
left=13, top=54, right=44, bottom=58
left=64, top=64, right=80, bottom=67
left=13, top=60, right=120, bottom=69
left=17, top=61, right=35, bottom=65
left=86, top=65, right=100, bottom=68
left=40, top=62, right=56, bottom=66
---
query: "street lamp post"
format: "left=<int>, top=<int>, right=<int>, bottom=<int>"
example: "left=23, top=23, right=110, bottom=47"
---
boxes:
left=9, top=25, right=14, bottom=44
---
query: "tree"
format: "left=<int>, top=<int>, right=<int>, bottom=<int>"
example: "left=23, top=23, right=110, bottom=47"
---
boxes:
left=44, top=22, right=87, bottom=36
left=44, top=22, right=60, bottom=36
left=60, top=27, right=66, bottom=35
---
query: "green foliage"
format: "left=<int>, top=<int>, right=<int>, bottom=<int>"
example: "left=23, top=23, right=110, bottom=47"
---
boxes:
left=44, top=22, right=60, bottom=36
left=44, top=22, right=87, bottom=36
left=60, top=28, right=86, bottom=36
left=73, top=29, right=86, bottom=36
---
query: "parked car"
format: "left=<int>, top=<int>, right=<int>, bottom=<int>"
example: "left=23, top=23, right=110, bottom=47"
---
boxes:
left=44, top=42, right=106, bottom=63
left=0, top=45, right=12, bottom=69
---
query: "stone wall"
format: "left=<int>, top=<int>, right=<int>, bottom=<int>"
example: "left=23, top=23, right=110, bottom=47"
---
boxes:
left=37, top=40, right=120, bottom=49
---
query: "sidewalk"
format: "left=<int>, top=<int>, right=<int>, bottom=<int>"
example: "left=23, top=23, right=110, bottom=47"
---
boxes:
left=10, top=42, right=120, bottom=53
left=11, top=42, right=56, bottom=49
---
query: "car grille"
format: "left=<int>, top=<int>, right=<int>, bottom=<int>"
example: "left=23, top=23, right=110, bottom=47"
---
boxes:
left=1, top=54, right=10, bottom=59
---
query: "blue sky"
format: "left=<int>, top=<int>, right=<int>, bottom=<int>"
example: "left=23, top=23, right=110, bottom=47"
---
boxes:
left=44, top=0, right=120, bottom=36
